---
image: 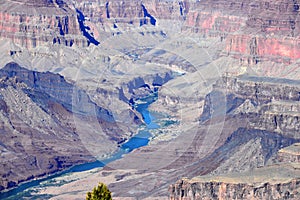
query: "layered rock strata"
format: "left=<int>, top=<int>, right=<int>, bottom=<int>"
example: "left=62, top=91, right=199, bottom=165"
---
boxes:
left=0, top=0, right=299, bottom=69
left=278, top=143, right=300, bottom=163
left=73, top=0, right=300, bottom=65
left=170, top=75, right=300, bottom=199
left=0, top=62, right=122, bottom=191
left=202, top=75, right=300, bottom=138
left=170, top=163, right=300, bottom=200
left=0, top=0, right=88, bottom=48
left=184, top=0, right=300, bottom=64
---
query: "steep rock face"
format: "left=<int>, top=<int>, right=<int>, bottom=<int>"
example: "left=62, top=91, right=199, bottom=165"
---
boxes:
left=0, top=62, right=122, bottom=191
left=0, top=62, right=115, bottom=124
left=206, top=128, right=299, bottom=175
left=73, top=0, right=300, bottom=65
left=1, top=0, right=299, bottom=66
left=226, top=35, right=300, bottom=64
left=183, top=0, right=300, bottom=64
left=0, top=0, right=88, bottom=48
left=201, top=75, right=300, bottom=138
left=184, top=9, right=245, bottom=36
left=12, top=0, right=66, bottom=7
left=170, top=174, right=300, bottom=200
left=185, top=0, right=300, bottom=36
left=75, top=0, right=183, bottom=21
left=170, top=75, right=300, bottom=199
left=171, top=143, right=300, bottom=200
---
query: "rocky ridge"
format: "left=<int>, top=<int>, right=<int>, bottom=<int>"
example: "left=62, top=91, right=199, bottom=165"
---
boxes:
left=170, top=164, right=300, bottom=200
left=169, top=75, right=300, bottom=199
left=205, top=76, right=300, bottom=138
left=0, top=62, right=124, bottom=191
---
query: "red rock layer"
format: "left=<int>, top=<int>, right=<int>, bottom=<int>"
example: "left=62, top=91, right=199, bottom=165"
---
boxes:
left=1, top=0, right=300, bottom=64
left=0, top=0, right=87, bottom=48
left=226, top=35, right=300, bottom=64
left=76, top=0, right=300, bottom=64
left=183, top=0, right=300, bottom=64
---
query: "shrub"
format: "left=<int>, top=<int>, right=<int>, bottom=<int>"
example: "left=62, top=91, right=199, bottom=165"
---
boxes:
left=86, top=182, right=112, bottom=200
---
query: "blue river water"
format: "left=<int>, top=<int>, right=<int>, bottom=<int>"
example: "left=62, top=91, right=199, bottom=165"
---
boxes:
left=0, top=92, right=159, bottom=199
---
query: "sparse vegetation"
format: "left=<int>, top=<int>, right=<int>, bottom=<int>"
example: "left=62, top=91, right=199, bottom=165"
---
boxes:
left=86, top=182, right=112, bottom=200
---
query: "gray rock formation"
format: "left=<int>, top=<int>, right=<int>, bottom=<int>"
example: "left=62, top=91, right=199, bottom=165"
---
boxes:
left=201, top=75, right=300, bottom=138
left=170, top=75, right=300, bottom=199
left=170, top=165, right=300, bottom=200
left=0, top=0, right=300, bottom=199
left=0, top=62, right=124, bottom=191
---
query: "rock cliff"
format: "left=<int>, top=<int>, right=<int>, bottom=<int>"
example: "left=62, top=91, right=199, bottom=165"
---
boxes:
left=201, top=75, right=300, bottom=138
left=170, top=163, right=300, bottom=200
left=170, top=75, right=300, bottom=199
left=0, top=0, right=88, bottom=48
left=0, top=62, right=123, bottom=191
left=1, top=0, right=299, bottom=67
left=72, top=0, right=300, bottom=65
left=0, top=0, right=300, bottom=199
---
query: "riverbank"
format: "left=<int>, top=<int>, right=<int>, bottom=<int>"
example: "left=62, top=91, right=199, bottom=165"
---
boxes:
left=0, top=92, right=160, bottom=199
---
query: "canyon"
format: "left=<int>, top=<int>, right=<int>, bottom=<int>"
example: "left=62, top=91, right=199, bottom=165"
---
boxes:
left=0, top=0, right=300, bottom=199
left=169, top=75, right=300, bottom=199
left=0, top=62, right=125, bottom=191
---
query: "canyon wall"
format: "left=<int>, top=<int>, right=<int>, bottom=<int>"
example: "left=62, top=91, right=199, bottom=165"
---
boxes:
left=170, top=144, right=300, bottom=200
left=170, top=175, right=300, bottom=200
left=200, top=75, right=300, bottom=138
left=183, top=0, right=300, bottom=64
left=170, top=75, right=300, bottom=199
left=1, top=0, right=299, bottom=66
left=0, top=62, right=125, bottom=191
left=277, top=143, right=300, bottom=163
left=0, top=0, right=88, bottom=48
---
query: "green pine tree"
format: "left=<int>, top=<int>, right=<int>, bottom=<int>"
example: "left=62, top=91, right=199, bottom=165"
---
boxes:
left=86, top=182, right=112, bottom=200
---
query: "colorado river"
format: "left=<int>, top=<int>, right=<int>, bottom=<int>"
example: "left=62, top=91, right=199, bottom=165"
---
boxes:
left=0, top=92, right=159, bottom=199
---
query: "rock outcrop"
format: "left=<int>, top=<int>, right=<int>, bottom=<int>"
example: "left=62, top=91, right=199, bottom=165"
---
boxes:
left=183, top=0, right=300, bottom=64
left=1, top=0, right=300, bottom=199
left=170, top=75, right=300, bottom=199
left=1, top=0, right=299, bottom=67
left=278, top=143, right=300, bottom=163
left=170, top=163, right=300, bottom=200
left=201, top=75, right=300, bottom=138
left=0, top=62, right=123, bottom=191
left=0, top=0, right=88, bottom=48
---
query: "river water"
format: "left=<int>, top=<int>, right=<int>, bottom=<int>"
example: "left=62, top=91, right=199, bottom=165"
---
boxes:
left=0, top=92, right=159, bottom=199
